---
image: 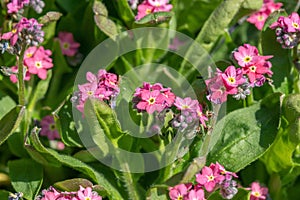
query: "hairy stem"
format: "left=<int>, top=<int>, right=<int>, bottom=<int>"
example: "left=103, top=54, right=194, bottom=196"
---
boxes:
left=17, top=44, right=27, bottom=106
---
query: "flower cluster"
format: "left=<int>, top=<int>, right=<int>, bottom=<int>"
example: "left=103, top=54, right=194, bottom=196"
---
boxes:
left=6, top=0, right=45, bottom=14
left=9, top=46, right=53, bottom=82
left=133, top=82, right=208, bottom=133
left=136, top=0, right=173, bottom=20
left=0, top=17, right=44, bottom=53
left=133, top=82, right=175, bottom=114
left=73, top=69, right=120, bottom=113
left=169, top=162, right=239, bottom=200
left=247, top=0, right=282, bottom=30
left=247, top=182, right=269, bottom=200
left=206, top=44, right=273, bottom=104
left=36, top=186, right=102, bottom=200
left=57, top=31, right=80, bottom=57
left=270, top=12, right=300, bottom=49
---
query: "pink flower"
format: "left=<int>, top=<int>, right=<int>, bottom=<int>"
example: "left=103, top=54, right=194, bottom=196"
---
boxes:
left=174, top=97, right=198, bottom=111
left=40, top=115, right=60, bottom=140
left=196, top=104, right=208, bottom=127
left=233, top=44, right=260, bottom=67
left=205, top=74, right=228, bottom=104
left=220, top=66, right=246, bottom=94
left=247, top=11, right=269, bottom=30
left=185, top=189, right=206, bottom=200
left=136, top=90, right=165, bottom=113
left=283, top=12, right=300, bottom=33
left=247, top=0, right=282, bottom=30
left=162, top=89, right=176, bottom=107
left=58, top=32, right=80, bottom=57
left=168, top=183, right=192, bottom=200
left=40, top=186, right=61, bottom=200
left=242, top=60, right=273, bottom=86
left=136, top=0, right=172, bottom=20
left=9, top=65, right=31, bottom=83
left=77, top=186, right=102, bottom=200
left=248, top=182, right=269, bottom=200
left=7, top=0, right=29, bottom=14
left=196, top=166, right=225, bottom=192
left=49, top=140, right=65, bottom=151
left=24, top=46, right=53, bottom=80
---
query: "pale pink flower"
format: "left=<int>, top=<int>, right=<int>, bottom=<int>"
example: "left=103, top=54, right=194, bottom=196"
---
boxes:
left=40, top=115, right=60, bottom=140
left=242, top=60, right=273, bottom=85
left=196, top=166, right=225, bottom=192
left=136, top=0, right=172, bottom=20
left=58, top=32, right=80, bottom=57
left=174, top=97, right=198, bottom=111
left=233, top=44, right=259, bottom=67
left=185, top=189, right=206, bottom=200
left=7, top=0, right=29, bottom=14
left=40, top=186, right=61, bottom=200
left=205, top=74, right=228, bottom=104
left=9, top=65, right=31, bottom=83
left=77, top=186, right=102, bottom=200
left=248, top=182, right=269, bottom=200
left=169, top=183, right=192, bottom=200
left=196, top=104, right=208, bottom=127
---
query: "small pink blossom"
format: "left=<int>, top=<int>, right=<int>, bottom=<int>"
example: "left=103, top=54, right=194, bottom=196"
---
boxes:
left=233, top=44, right=259, bottom=67
left=220, top=66, right=246, bottom=94
left=136, top=0, right=172, bottom=20
left=196, top=166, right=225, bottom=192
left=40, top=115, right=60, bottom=140
left=185, top=189, right=206, bottom=200
left=58, top=32, right=80, bottom=57
left=136, top=90, right=165, bottom=113
left=7, top=0, right=30, bottom=14
left=9, top=65, right=31, bottom=83
left=174, top=97, right=198, bottom=111
left=196, top=104, right=208, bottom=127
left=77, top=186, right=102, bottom=200
left=168, top=183, right=192, bottom=200
left=247, top=182, right=269, bottom=200
left=24, top=46, right=53, bottom=80
left=205, top=74, right=228, bottom=104
left=247, top=0, right=282, bottom=30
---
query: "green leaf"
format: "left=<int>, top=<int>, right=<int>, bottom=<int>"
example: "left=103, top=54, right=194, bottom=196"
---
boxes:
left=93, top=0, right=108, bottom=17
left=55, top=98, right=83, bottom=147
left=282, top=94, right=300, bottom=123
left=0, top=106, right=25, bottom=146
left=261, top=27, right=292, bottom=94
left=39, top=11, right=63, bottom=24
left=207, top=93, right=282, bottom=172
left=195, top=0, right=247, bottom=52
left=54, top=178, right=93, bottom=192
left=0, top=94, right=16, bottom=119
left=242, top=0, right=263, bottom=10
left=8, top=159, right=43, bottom=200
left=0, top=190, right=9, bottom=199
left=112, top=0, right=135, bottom=27
left=7, top=132, right=29, bottom=158
left=94, top=15, right=118, bottom=40
left=29, top=129, right=123, bottom=199
left=55, top=0, right=85, bottom=13
left=135, top=12, right=173, bottom=25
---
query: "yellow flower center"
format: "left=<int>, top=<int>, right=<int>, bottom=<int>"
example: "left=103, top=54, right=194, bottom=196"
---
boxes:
left=227, top=77, right=236, bottom=84
left=87, top=91, right=94, bottom=96
left=250, top=65, right=257, bottom=72
left=182, top=105, right=190, bottom=109
left=257, top=15, right=264, bottom=21
left=293, top=22, right=299, bottom=29
left=146, top=8, right=152, bottom=15
left=207, top=175, right=215, bottom=181
left=63, top=42, right=70, bottom=49
left=177, top=196, right=183, bottom=200
left=49, top=124, right=56, bottom=131
left=243, top=56, right=252, bottom=63
left=253, top=191, right=261, bottom=197
left=26, top=53, right=33, bottom=58
left=11, top=29, right=17, bottom=34
left=148, top=97, right=155, bottom=104
left=35, top=61, right=42, bottom=68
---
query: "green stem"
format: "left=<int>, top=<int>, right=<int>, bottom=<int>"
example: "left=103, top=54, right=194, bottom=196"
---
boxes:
left=17, top=44, right=27, bottom=106
left=181, top=104, right=221, bottom=183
